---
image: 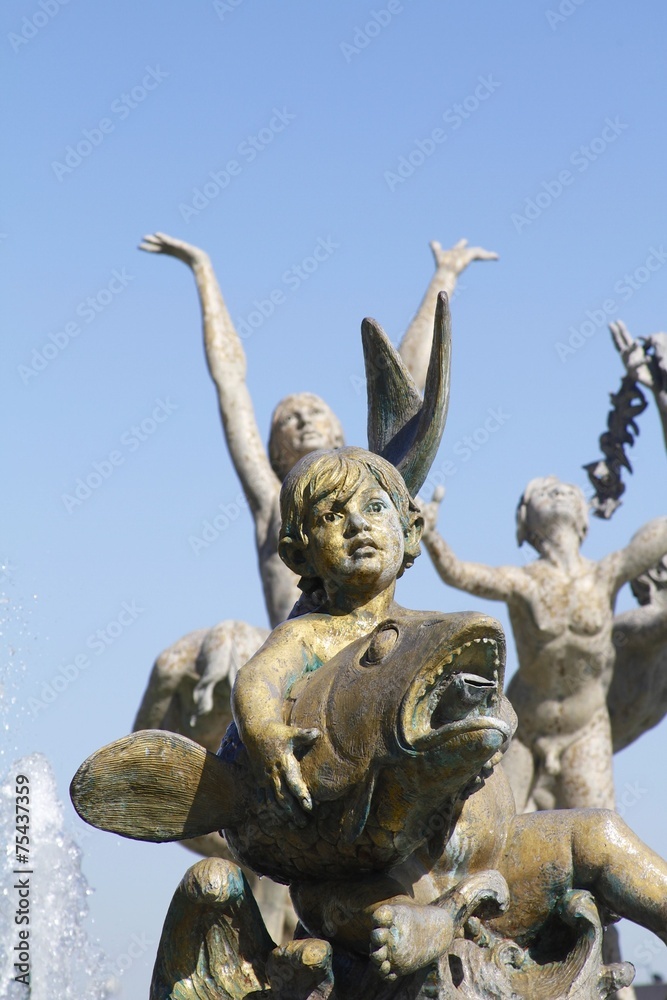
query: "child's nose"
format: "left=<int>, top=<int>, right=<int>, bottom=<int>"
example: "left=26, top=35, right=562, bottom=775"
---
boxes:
left=345, top=510, right=370, bottom=534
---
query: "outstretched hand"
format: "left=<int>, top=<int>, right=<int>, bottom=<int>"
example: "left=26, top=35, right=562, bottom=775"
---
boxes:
left=418, top=485, right=445, bottom=539
left=138, top=231, right=207, bottom=267
left=609, top=320, right=654, bottom=388
left=430, top=238, right=498, bottom=275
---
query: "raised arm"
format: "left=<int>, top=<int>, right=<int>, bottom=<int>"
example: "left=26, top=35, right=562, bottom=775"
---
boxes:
left=398, top=239, right=498, bottom=393
left=420, top=489, right=525, bottom=602
left=139, top=232, right=279, bottom=518
left=605, top=516, right=667, bottom=597
left=611, top=321, right=667, bottom=451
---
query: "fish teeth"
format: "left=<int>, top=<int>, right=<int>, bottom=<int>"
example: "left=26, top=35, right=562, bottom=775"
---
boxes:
left=412, top=637, right=500, bottom=704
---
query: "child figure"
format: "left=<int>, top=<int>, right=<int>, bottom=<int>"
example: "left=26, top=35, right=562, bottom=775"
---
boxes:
left=231, top=446, right=667, bottom=983
left=231, top=445, right=424, bottom=815
left=73, top=443, right=667, bottom=989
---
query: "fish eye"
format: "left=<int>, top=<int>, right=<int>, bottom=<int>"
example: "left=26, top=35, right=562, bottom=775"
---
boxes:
left=362, top=623, right=399, bottom=665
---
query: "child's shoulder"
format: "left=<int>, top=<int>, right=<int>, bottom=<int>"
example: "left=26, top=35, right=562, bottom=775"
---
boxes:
left=268, top=611, right=334, bottom=646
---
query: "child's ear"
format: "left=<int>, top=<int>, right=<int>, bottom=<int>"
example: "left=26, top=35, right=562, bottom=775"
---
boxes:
left=279, top=537, right=314, bottom=577
left=404, top=511, right=424, bottom=561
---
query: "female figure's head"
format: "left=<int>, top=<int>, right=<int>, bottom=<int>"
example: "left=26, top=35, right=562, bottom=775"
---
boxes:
left=278, top=447, right=423, bottom=598
left=268, top=393, right=345, bottom=481
left=516, top=476, right=589, bottom=554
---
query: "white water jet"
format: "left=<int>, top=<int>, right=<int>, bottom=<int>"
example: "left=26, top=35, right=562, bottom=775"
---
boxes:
left=0, top=753, right=113, bottom=1000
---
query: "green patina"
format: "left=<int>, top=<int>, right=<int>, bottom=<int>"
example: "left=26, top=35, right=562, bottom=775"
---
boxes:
left=285, top=649, right=324, bottom=698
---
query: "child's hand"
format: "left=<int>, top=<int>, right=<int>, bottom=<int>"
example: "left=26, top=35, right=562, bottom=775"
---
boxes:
left=246, top=721, right=320, bottom=816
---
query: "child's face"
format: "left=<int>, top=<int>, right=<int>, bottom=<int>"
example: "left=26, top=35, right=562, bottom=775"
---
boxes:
left=305, top=471, right=405, bottom=596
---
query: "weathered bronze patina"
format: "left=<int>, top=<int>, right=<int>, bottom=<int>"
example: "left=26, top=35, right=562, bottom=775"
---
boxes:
left=71, top=300, right=667, bottom=999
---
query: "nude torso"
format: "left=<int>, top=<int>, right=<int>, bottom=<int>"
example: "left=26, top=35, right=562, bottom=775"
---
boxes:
left=506, top=557, right=616, bottom=745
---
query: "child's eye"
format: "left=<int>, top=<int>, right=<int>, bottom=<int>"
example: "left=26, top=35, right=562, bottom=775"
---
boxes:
left=366, top=501, right=386, bottom=513
left=322, top=512, right=339, bottom=523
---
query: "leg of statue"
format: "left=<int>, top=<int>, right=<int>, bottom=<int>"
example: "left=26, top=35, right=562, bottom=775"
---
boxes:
left=293, top=869, right=508, bottom=982
left=496, top=810, right=667, bottom=948
left=500, top=734, right=535, bottom=812
left=150, top=857, right=274, bottom=1000
left=570, top=810, right=667, bottom=944
left=556, top=708, right=616, bottom=809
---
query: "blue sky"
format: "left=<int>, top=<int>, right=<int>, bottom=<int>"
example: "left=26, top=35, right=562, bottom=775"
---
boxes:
left=2, top=1, right=667, bottom=993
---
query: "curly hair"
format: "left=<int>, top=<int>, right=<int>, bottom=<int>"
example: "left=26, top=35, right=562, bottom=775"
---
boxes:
left=278, top=446, right=422, bottom=593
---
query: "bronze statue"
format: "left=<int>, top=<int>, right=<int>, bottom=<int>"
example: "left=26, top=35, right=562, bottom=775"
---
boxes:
left=137, top=233, right=496, bottom=628
left=422, top=477, right=667, bottom=813
left=133, top=234, right=497, bottom=737
left=609, top=557, right=667, bottom=752
left=131, top=235, right=494, bottom=939
left=71, top=301, right=667, bottom=998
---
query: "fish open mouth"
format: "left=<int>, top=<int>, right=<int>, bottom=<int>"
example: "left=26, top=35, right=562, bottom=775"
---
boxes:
left=400, top=630, right=511, bottom=751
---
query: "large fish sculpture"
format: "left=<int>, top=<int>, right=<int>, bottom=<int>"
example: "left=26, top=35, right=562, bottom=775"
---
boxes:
left=70, top=609, right=655, bottom=1000
left=71, top=609, right=511, bottom=883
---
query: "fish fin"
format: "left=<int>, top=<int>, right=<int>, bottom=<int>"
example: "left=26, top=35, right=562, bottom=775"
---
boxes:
left=364, top=292, right=451, bottom=496
left=341, top=772, right=376, bottom=845
left=70, top=730, right=240, bottom=842
left=363, top=317, right=423, bottom=453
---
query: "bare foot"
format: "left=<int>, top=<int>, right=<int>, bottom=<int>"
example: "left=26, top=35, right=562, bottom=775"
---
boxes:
left=369, top=871, right=509, bottom=981
left=138, top=231, right=207, bottom=267
left=370, top=903, right=455, bottom=981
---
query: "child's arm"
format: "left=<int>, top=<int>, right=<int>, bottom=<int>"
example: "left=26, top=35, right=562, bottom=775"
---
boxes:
left=231, top=622, right=320, bottom=813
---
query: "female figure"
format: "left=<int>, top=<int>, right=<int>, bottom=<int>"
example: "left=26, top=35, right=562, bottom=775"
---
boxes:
left=138, top=232, right=496, bottom=626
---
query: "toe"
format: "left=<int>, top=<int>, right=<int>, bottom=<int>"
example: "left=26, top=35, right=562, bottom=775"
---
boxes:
left=373, top=905, right=394, bottom=928
left=379, top=959, right=393, bottom=979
